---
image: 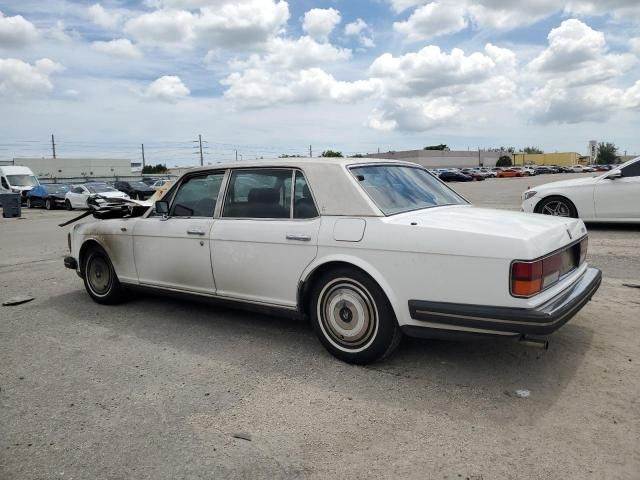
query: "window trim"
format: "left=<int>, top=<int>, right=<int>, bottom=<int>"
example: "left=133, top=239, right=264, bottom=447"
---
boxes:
left=218, top=167, right=320, bottom=221
left=160, top=169, right=227, bottom=219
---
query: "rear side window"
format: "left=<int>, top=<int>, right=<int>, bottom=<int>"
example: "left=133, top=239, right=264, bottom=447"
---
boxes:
left=170, top=172, right=224, bottom=217
left=223, top=169, right=292, bottom=219
left=621, top=160, right=640, bottom=178
left=293, top=171, right=318, bottom=219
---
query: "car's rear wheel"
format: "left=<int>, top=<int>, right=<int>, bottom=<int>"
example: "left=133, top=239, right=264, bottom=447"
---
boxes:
left=82, top=245, right=125, bottom=305
left=310, top=267, right=402, bottom=364
left=537, top=196, right=578, bottom=218
left=45, top=198, right=53, bottom=210
left=65, top=199, right=73, bottom=210
left=26, top=198, right=32, bottom=208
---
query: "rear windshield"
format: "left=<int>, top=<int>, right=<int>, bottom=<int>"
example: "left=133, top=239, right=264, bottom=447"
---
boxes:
left=349, top=165, right=467, bottom=215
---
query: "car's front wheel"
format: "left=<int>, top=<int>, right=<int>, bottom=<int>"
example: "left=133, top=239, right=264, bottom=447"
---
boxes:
left=310, top=267, right=402, bottom=364
left=537, top=196, right=578, bottom=218
left=82, top=245, right=125, bottom=305
left=45, top=198, right=53, bottom=210
left=26, top=198, right=32, bottom=208
left=65, top=199, right=73, bottom=210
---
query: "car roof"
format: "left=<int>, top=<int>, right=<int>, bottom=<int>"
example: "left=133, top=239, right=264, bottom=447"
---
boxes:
left=177, top=158, right=430, bottom=217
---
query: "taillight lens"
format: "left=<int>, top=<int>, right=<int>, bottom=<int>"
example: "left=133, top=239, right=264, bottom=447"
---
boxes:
left=511, top=237, right=587, bottom=298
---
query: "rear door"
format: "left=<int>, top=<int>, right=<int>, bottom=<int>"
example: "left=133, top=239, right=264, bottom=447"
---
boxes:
left=133, top=171, right=225, bottom=293
left=211, top=168, right=320, bottom=307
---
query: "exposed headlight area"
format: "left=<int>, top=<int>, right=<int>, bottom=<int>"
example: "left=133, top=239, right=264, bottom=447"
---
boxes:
left=522, top=190, right=537, bottom=201
left=511, top=237, right=588, bottom=298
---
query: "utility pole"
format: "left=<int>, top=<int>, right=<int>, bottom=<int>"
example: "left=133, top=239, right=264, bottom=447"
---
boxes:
left=235, top=150, right=238, bottom=161
left=198, top=134, right=203, bottom=166
left=141, top=143, right=146, bottom=169
left=51, top=134, right=56, bottom=159
left=309, top=144, right=312, bottom=158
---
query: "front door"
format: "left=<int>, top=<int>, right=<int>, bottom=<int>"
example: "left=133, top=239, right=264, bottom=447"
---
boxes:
left=133, top=171, right=225, bottom=293
left=594, top=160, right=640, bottom=220
left=211, top=168, right=320, bottom=307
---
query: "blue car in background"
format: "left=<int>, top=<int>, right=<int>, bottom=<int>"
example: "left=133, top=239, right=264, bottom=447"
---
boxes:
left=26, top=184, right=71, bottom=210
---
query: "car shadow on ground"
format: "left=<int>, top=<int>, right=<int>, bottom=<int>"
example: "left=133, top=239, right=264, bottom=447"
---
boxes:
left=48, top=288, right=594, bottom=419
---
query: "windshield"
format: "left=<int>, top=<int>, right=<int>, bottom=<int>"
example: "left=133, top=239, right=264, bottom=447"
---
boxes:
left=350, top=164, right=467, bottom=215
left=131, top=181, right=150, bottom=189
left=87, top=184, right=117, bottom=193
left=7, top=174, right=39, bottom=187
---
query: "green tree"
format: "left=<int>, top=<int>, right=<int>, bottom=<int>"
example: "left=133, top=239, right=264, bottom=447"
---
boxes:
left=496, top=155, right=512, bottom=167
left=142, top=163, right=168, bottom=174
left=423, top=144, right=449, bottom=150
left=596, top=142, right=618, bottom=164
left=321, top=150, right=343, bottom=157
left=349, top=153, right=364, bottom=158
left=523, top=146, right=544, bottom=154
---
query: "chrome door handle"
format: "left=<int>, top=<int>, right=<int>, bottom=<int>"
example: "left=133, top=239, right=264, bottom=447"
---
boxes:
left=286, top=234, right=311, bottom=241
left=187, top=229, right=205, bottom=235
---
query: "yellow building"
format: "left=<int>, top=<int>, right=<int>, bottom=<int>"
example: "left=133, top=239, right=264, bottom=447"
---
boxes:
left=512, top=152, right=581, bottom=166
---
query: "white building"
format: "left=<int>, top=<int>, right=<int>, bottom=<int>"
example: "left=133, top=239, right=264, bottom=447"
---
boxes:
left=364, top=149, right=511, bottom=168
left=8, top=157, right=133, bottom=179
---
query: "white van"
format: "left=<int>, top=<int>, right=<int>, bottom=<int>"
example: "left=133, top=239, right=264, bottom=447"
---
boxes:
left=0, top=166, right=40, bottom=196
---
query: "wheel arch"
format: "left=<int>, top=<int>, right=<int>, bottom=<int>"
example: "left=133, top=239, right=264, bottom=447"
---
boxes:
left=78, top=238, right=111, bottom=277
left=297, top=255, right=402, bottom=323
left=534, top=194, right=580, bottom=217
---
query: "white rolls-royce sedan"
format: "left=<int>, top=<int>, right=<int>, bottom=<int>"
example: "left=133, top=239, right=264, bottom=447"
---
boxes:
left=521, top=156, right=640, bottom=222
left=64, top=159, right=601, bottom=364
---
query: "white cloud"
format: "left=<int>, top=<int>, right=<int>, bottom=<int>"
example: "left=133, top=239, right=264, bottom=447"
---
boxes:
left=145, top=75, right=190, bottom=102
left=344, top=18, right=375, bottom=48
left=394, top=2, right=467, bottom=41
left=87, top=3, right=122, bottom=29
left=0, top=11, right=38, bottom=48
left=528, top=19, right=636, bottom=85
left=91, top=38, right=143, bottom=59
left=368, top=97, right=460, bottom=131
left=0, top=57, right=63, bottom=97
left=387, top=0, right=427, bottom=14
left=223, top=67, right=377, bottom=108
left=630, top=37, right=640, bottom=56
left=125, top=0, right=289, bottom=49
left=564, top=0, right=640, bottom=18
left=125, top=9, right=196, bottom=46
left=302, top=8, right=341, bottom=42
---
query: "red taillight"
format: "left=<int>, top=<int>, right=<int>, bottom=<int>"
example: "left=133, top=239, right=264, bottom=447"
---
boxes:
left=511, top=260, right=543, bottom=297
left=511, top=237, right=586, bottom=297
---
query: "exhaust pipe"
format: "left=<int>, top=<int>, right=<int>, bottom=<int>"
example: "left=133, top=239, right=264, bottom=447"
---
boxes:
left=518, top=335, right=549, bottom=350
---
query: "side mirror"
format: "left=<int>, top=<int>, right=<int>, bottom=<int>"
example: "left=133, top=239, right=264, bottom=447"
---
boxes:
left=155, top=200, right=169, bottom=215
left=606, top=171, right=622, bottom=180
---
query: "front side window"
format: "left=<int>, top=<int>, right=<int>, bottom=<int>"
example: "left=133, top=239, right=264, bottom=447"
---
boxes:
left=223, top=169, right=293, bottom=219
left=170, top=172, right=224, bottom=217
left=1, top=177, right=8, bottom=189
left=350, top=165, right=467, bottom=215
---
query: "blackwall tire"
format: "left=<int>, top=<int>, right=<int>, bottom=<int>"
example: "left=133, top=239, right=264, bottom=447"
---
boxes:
left=82, top=245, right=125, bottom=305
left=310, top=267, right=402, bottom=365
left=65, top=199, right=73, bottom=211
left=45, top=198, right=53, bottom=210
left=537, top=196, right=578, bottom=218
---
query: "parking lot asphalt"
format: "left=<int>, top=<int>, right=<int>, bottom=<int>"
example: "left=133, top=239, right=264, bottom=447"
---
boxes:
left=1, top=173, right=638, bottom=479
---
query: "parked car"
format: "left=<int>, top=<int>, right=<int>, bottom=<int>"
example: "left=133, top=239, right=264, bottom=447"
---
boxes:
left=479, top=168, right=497, bottom=178
left=522, top=156, right=640, bottom=222
left=496, top=169, right=523, bottom=178
left=461, top=169, right=486, bottom=181
left=534, top=166, right=556, bottom=175
left=26, top=184, right=70, bottom=209
left=439, top=170, right=473, bottom=182
left=64, top=159, right=601, bottom=364
left=65, top=183, right=129, bottom=210
left=112, top=181, right=155, bottom=200
left=583, top=165, right=597, bottom=172
left=0, top=165, right=40, bottom=203
left=595, top=165, right=612, bottom=172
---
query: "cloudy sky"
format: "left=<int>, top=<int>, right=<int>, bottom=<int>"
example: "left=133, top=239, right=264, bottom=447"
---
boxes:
left=0, top=0, right=639, bottom=165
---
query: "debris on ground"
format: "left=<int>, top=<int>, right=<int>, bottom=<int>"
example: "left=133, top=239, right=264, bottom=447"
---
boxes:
left=232, top=433, right=252, bottom=441
left=622, top=283, right=640, bottom=289
left=514, top=389, right=530, bottom=398
left=2, top=295, right=34, bottom=306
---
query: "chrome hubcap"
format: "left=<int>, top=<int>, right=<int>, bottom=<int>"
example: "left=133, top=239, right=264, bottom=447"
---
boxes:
left=319, top=279, right=377, bottom=350
left=88, top=256, right=111, bottom=294
left=541, top=200, right=570, bottom=217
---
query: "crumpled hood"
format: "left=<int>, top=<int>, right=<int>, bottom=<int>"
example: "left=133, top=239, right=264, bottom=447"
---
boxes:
left=380, top=205, right=586, bottom=260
